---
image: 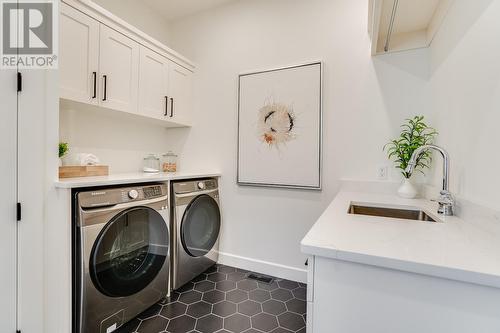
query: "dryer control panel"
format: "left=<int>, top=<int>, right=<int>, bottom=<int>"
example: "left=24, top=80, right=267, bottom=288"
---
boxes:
left=174, top=178, right=218, bottom=194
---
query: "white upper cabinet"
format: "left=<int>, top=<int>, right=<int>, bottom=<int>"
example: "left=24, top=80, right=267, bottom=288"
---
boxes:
left=368, top=0, right=454, bottom=55
left=138, top=46, right=169, bottom=119
left=60, top=4, right=99, bottom=104
left=99, top=25, right=139, bottom=114
left=59, top=0, right=194, bottom=127
left=168, top=62, right=193, bottom=124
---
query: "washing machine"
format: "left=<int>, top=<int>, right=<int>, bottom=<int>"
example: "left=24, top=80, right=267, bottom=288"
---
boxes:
left=74, top=184, right=169, bottom=333
left=171, top=178, right=221, bottom=290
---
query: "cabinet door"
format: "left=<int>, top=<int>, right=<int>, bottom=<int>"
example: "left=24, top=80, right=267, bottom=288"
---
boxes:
left=99, top=25, right=139, bottom=113
left=59, top=3, right=99, bottom=104
left=168, top=62, right=193, bottom=123
left=138, top=46, right=169, bottom=119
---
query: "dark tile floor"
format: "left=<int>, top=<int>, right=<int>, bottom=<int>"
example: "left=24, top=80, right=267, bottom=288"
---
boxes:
left=117, top=264, right=307, bottom=333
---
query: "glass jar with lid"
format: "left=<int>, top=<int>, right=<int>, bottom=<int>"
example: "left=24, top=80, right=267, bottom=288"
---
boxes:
left=143, top=154, right=160, bottom=173
left=162, top=151, right=178, bottom=173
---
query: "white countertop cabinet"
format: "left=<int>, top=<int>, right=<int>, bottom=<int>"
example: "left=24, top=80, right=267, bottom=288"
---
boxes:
left=59, top=0, right=194, bottom=128
left=59, top=4, right=100, bottom=104
left=302, top=190, right=500, bottom=333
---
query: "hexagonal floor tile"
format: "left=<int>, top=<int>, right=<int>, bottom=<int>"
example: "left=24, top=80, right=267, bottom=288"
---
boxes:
left=213, top=301, right=237, bottom=317
left=271, top=289, right=293, bottom=302
left=218, top=266, right=237, bottom=274
left=237, top=300, right=261, bottom=316
left=187, top=301, right=212, bottom=318
left=178, top=290, right=202, bottom=304
left=249, top=289, right=271, bottom=302
left=286, top=298, right=306, bottom=315
left=227, top=272, right=247, bottom=282
left=196, top=314, right=223, bottom=333
left=226, top=289, right=248, bottom=303
left=217, top=280, right=237, bottom=292
left=136, top=316, right=168, bottom=333
left=202, top=289, right=225, bottom=304
left=270, top=328, right=293, bottom=333
left=161, top=302, right=187, bottom=319
left=292, top=287, right=306, bottom=301
left=194, top=280, right=216, bottom=292
left=277, top=280, right=299, bottom=290
left=207, top=272, right=227, bottom=282
left=166, top=315, right=196, bottom=333
left=251, top=312, right=279, bottom=332
left=224, top=313, right=251, bottom=333
left=237, top=279, right=258, bottom=292
left=262, top=299, right=286, bottom=316
left=258, top=281, right=280, bottom=291
left=277, top=312, right=305, bottom=331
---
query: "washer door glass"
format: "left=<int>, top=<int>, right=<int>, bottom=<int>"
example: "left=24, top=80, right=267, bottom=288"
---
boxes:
left=181, top=194, right=221, bottom=257
left=90, top=207, right=168, bottom=297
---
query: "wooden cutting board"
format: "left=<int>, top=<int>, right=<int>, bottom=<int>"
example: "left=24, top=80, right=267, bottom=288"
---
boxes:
left=59, top=165, right=109, bottom=178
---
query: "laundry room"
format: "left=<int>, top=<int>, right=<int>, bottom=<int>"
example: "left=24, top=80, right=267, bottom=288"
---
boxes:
left=2, top=0, right=500, bottom=332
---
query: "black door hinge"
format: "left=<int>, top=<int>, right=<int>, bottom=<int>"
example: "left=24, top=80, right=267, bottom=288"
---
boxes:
left=16, top=202, right=21, bottom=221
left=17, top=330, right=21, bottom=333
left=17, top=72, right=22, bottom=92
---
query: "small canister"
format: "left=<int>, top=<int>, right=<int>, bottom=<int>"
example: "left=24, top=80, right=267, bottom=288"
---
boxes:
left=162, top=151, right=178, bottom=173
left=143, top=154, right=160, bottom=173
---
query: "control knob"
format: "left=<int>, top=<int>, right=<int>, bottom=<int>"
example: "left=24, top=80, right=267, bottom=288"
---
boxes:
left=197, top=182, right=206, bottom=190
left=128, top=189, right=139, bottom=199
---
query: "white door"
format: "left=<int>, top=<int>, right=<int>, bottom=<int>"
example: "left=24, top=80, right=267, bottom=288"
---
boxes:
left=59, top=3, right=99, bottom=104
left=0, top=64, right=18, bottom=333
left=168, top=62, right=193, bottom=123
left=99, top=24, right=139, bottom=113
left=138, top=46, right=169, bottom=119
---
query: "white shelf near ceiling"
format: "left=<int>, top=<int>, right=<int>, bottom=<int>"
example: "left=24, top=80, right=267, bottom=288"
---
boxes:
left=368, top=0, right=454, bottom=56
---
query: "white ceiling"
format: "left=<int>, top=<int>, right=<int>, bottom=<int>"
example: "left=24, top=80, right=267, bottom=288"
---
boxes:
left=142, top=0, right=236, bottom=21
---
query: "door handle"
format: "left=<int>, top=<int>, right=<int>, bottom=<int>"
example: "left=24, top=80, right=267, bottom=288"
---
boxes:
left=164, top=96, right=169, bottom=116
left=102, top=75, right=107, bottom=101
left=92, top=72, right=97, bottom=99
left=170, top=97, right=174, bottom=117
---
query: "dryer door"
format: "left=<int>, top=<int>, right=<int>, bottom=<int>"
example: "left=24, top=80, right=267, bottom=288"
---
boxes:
left=181, top=194, right=221, bottom=257
left=89, top=206, right=168, bottom=297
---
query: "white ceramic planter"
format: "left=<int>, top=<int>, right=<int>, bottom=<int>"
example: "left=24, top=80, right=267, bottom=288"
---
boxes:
left=397, top=178, right=418, bottom=199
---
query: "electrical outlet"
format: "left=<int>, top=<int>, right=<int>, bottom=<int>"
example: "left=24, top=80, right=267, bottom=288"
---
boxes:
left=377, top=165, right=388, bottom=180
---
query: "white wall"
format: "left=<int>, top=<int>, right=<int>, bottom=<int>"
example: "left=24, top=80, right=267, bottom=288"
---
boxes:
left=167, top=0, right=429, bottom=276
left=91, top=0, right=171, bottom=46
left=426, top=0, right=500, bottom=211
left=59, top=104, right=177, bottom=173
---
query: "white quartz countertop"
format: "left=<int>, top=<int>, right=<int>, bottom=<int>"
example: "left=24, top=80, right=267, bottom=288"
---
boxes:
left=301, top=191, right=500, bottom=289
left=54, top=171, right=221, bottom=188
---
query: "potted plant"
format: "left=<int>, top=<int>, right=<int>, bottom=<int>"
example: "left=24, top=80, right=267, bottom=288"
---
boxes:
left=384, top=116, right=438, bottom=198
left=59, top=142, right=69, bottom=166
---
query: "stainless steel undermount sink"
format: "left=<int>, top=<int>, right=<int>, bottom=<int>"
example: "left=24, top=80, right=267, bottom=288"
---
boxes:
left=348, top=204, right=437, bottom=222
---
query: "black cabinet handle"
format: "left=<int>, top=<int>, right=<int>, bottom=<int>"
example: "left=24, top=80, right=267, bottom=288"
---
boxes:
left=170, top=97, right=174, bottom=117
left=92, top=72, right=97, bottom=99
left=164, top=96, right=169, bottom=116
left=102, top=75, right=107, bottom=101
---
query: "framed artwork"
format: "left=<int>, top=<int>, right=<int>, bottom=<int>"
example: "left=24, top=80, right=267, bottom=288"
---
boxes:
left=237, top=61, right=322, bottom=190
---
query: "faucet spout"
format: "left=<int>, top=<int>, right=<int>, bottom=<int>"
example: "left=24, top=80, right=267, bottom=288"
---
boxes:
left=405, top=144, right=453, bottom=216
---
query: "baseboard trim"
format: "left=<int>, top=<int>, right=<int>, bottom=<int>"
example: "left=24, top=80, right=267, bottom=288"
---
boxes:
left=217, top=251, right=307, bottom=283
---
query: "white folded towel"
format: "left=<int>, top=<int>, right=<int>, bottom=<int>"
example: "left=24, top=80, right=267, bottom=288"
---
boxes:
left=62, top=153, right=100, bottom=166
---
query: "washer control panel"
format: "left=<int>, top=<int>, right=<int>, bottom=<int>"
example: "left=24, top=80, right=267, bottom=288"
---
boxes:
left=79, top=184, right=167, bottom=208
